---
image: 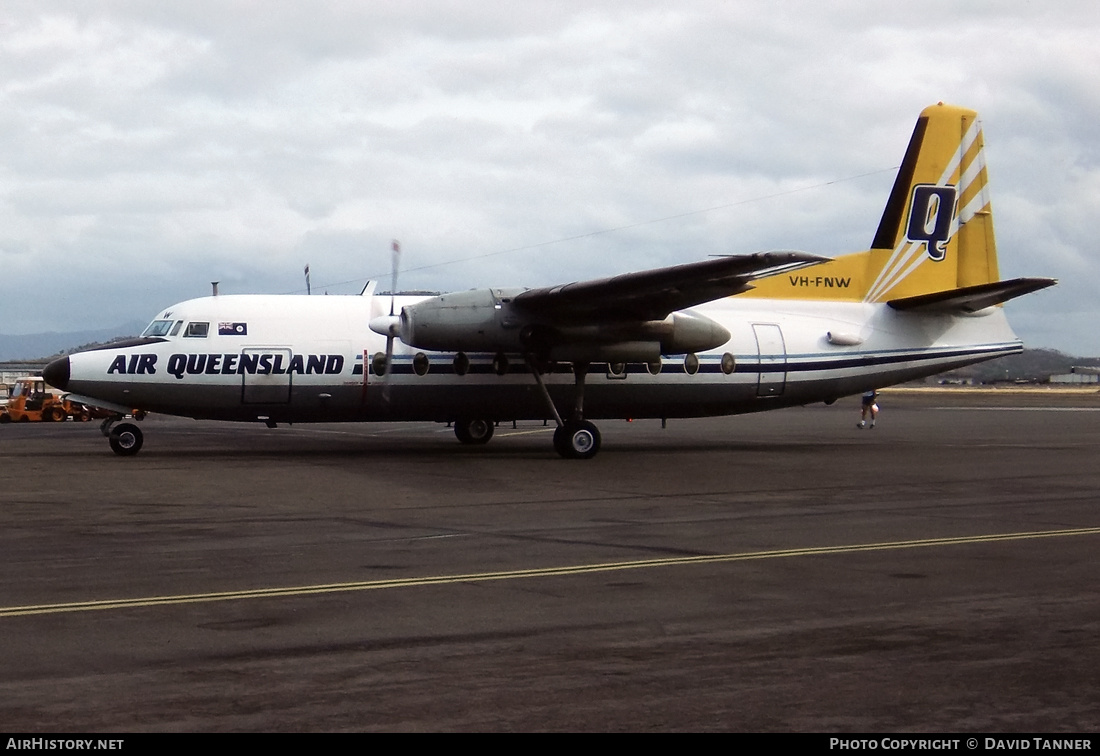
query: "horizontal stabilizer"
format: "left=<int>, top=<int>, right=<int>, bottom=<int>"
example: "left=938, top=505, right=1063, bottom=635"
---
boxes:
left=887, top=277, right=1056, bottom=313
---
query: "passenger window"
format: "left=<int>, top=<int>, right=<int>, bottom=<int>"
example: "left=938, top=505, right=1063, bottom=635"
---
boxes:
left=184, top=322, right=209, bottom=338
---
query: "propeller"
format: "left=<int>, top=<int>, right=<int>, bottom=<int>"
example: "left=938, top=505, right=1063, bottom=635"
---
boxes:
left=379, top=240, right=401, bottom=403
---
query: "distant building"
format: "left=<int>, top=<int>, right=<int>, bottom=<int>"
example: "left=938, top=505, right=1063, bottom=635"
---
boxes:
left=1050, top=367, right=1100, bottom=384
left=1, top=362, right=45, bottom=398
left=937, top=376, right=976, bottom=385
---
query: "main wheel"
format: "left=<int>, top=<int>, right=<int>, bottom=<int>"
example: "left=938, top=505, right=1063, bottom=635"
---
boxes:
left=554, top=420, right=601, bottom=460
left=109, top=422, right=144, bottom=456
left=454, top=418, right=494, bottom=445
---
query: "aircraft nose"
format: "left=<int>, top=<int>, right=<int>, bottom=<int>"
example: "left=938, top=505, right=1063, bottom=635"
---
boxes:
left=43, top=356, right=71, bottom=390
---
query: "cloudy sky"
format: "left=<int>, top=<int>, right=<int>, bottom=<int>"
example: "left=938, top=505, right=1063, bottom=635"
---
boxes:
left=2, top=1, right=1097, bottom=353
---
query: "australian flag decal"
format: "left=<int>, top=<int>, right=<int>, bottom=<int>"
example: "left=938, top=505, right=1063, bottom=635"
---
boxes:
left=219, top=322, right=248, bottom=336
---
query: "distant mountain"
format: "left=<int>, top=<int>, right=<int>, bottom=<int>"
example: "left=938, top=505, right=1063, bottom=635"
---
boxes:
left=0, top=323, right=146, bottom=362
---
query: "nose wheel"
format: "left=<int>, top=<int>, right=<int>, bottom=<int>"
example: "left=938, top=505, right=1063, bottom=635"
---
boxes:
left=108, top=422, right=144, bottom=456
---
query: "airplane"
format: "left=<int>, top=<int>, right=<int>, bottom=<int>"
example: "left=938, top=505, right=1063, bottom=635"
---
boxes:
left=43, top=103, right=1055, bottom=459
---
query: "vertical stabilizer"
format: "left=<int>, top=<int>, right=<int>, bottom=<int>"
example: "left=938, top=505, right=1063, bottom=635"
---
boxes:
left=740, top=103, right=1004, bottom=303
left=863, top=103, right=999, bottom=301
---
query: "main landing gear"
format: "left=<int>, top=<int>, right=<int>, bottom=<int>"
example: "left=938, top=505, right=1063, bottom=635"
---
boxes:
left=101, top=415, right=144, bottom=456
left=526, top=357, right=602, bottom=460
left=552, top=419, right=601, bottom=460
left=453, top=359, right=602, bottom=459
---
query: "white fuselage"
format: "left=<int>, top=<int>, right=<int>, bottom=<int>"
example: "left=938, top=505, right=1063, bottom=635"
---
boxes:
left=57, top=292, right=1020, bottom=424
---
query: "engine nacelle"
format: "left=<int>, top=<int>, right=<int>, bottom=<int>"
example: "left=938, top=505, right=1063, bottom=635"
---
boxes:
left=652, top=311, right=731, bottom=354
left=396, top=290, right=732, bottom=359
left=398, top=289, right=528, bottom=352
left=549, top=311, right=730, bottom=357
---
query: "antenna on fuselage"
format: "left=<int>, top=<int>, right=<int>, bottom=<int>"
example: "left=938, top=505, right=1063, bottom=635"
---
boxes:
left=211, top=281, right=219, bottom=296
left=304, top=263, right=311, bottom=295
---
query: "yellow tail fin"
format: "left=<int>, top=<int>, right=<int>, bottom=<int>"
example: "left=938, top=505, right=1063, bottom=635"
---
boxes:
left=745, top=103, right=1001, bottom=302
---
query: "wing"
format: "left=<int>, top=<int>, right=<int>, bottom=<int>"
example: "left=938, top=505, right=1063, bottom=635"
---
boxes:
left=390, top=251, right=829, bottom=357
left=511, top=250, right=828, bottom=322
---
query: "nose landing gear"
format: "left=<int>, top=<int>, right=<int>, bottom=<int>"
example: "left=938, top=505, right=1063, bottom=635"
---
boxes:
left=108, top=422, right=144, bottom=456
left=101, top=415, right=145, bottom=456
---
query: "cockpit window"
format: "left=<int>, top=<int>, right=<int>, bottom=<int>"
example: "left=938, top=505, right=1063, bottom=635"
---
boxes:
left=184, top=321, right=209, bottom=338
left=142, top=319, right=175, bottom=338
left=169, top=320, right=183, bottom=336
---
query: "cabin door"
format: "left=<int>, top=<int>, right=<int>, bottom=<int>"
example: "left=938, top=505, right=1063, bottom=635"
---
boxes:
left=752, top=324, right=787, bottom=397
left=241, top=348, right=293, bottom=404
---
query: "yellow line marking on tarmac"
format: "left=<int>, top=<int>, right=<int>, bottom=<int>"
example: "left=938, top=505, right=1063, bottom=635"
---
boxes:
left=3, top=527, right=1098, bottom=618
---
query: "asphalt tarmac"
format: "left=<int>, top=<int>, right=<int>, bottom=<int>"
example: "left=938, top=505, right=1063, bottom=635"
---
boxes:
left=1, top=389, right=1098, bottom=732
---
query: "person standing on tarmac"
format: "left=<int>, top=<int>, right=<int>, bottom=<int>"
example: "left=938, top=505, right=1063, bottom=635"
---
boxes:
left=858, top=389, right=879, bottom=429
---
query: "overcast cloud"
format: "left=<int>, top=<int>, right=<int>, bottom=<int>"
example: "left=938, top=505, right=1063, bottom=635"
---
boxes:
left=2, top=1, right=1097, bottom=353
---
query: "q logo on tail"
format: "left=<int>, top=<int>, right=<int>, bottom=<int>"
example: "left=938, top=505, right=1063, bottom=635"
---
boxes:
left=906, top=184, right=957, bottom=262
